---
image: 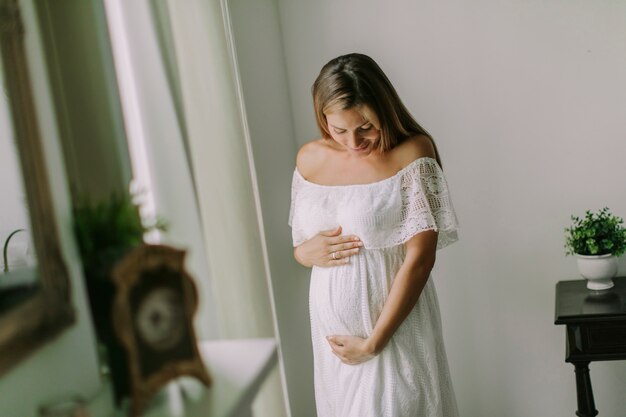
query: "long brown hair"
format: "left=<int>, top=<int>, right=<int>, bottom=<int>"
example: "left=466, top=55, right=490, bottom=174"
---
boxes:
left=312, top=53, right=441, bottom=165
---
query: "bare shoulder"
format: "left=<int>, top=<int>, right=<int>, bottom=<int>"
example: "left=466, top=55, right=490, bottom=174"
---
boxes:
left=391, top=135, right=437, bottom=168
left=296, top=138, right=332, bottom=178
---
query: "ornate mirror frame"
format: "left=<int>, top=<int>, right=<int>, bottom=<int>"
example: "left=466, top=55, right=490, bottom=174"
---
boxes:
left=0, top=0, right=75, bottom=375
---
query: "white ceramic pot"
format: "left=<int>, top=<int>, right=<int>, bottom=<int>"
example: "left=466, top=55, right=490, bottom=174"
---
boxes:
left=575, top=253, right=618, bottom=290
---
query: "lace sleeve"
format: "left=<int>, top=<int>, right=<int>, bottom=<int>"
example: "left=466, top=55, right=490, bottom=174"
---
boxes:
left=288, top=170, right=308, bottom=247
left=394, top=158, right=459, bottom=250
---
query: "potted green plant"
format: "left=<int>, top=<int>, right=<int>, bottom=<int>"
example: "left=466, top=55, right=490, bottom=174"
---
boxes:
left=565, top=207, right=626, bottom=290
left=73, top=191, right=166, bottom=404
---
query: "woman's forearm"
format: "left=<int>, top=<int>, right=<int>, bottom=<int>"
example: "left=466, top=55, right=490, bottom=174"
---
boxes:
left=366, top=251, right=435, bottom=354
left=294, top=246, right=313, bottom=268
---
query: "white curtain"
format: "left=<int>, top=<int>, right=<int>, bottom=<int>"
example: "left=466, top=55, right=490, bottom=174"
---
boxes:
left=103, top=0, right=288, bottom=415
left=103, top=0, right=219, bottom=338
left=157, top=1, right=288, bottom=416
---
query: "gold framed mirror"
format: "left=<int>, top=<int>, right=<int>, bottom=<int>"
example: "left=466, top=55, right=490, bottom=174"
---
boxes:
left=0, top=0, right=74, bottom=375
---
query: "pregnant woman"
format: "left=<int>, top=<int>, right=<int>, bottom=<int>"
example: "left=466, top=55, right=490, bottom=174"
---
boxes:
left=289, top=53, right=460, bottom=417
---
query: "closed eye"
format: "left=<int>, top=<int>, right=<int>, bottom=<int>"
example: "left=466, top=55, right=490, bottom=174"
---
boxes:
left=333, top=129, right=346, bottom=134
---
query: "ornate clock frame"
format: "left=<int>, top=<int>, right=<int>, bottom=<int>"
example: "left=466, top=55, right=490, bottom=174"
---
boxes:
left=112, top=244, right=210, bottom=416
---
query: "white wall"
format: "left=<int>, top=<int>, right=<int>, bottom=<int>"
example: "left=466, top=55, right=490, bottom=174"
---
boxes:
left=275, top=0, right=626, bottom=416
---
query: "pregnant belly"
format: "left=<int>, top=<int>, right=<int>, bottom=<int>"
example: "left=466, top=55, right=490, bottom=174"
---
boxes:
left=309, top=250, right=402, bottom=336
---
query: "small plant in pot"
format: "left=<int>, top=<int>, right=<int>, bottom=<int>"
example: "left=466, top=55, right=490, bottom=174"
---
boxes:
left=565, top=207, right=626, bottom=290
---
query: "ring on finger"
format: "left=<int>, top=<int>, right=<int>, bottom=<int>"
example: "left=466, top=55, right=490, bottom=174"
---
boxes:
left=332, top=252, right=338, bottom=260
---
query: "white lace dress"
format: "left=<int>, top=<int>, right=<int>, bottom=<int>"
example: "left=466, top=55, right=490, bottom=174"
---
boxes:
left=289, top=156, right=460, bottom=417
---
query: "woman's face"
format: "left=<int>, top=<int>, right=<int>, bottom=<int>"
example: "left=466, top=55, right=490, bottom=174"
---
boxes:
left=325, top=106, right=381, bottom=157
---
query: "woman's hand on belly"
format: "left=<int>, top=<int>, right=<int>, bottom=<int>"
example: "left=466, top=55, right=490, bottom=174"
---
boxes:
left=294, top=225, right=363, bottom=268
left=326, top=335, right=377, bottom=365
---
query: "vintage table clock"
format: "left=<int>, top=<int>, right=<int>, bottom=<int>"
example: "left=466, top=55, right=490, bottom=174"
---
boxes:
left=112, top=244, right=211, bottom=416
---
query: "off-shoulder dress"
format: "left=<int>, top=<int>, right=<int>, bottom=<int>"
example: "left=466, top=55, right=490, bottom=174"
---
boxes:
left=289, top=156, right=460, bottom=417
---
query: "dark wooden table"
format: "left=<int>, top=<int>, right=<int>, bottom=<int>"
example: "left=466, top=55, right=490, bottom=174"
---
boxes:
left=555, top=276, right=626, bottom=417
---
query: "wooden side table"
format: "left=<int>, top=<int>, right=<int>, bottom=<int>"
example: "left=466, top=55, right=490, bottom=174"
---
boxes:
left=554, top=276, right=626, bottom=417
